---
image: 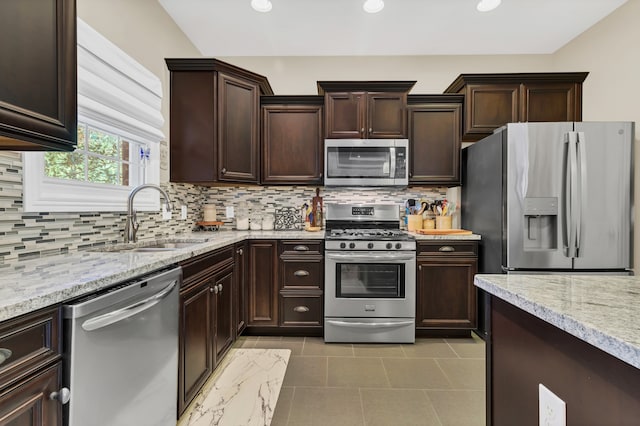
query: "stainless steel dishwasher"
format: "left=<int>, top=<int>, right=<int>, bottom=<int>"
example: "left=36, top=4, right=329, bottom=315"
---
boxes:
left=63, top=266, right=181, bottom=426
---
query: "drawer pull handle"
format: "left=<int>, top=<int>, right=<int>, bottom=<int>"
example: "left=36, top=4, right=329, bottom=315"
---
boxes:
left=294, top=245, right=309, bottom=251
left=438, top=246, right=456, bottom=252
left=293, top=306, right=309, bottom=313
left=0, top=348, right=12, bottom=365
left=50, top=387, right=71, bottom=404
left=294, top=270, right=310, bottom=277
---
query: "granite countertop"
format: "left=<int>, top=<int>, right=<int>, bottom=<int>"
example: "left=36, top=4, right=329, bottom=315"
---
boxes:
left=411, top=232, right=481, bottom=240
left=0, top=229, right=480, bottom=323
left=0, top=230, right=321, bottom=323
left=475, top=274, right=640, bottom=369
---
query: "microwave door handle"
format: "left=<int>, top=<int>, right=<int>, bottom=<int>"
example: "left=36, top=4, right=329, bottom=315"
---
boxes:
left=389, top=147, right=396, bottom=178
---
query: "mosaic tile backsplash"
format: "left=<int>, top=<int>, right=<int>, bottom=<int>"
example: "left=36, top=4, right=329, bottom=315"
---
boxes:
left=0, top=151, right=447, bottom=263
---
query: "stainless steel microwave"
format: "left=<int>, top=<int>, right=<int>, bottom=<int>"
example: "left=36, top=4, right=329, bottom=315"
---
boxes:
left=324, top=139, right=409, bottom=186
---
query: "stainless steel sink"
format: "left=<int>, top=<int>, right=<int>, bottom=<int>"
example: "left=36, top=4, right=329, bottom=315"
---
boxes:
left=90, top=239, right=206, bottom=253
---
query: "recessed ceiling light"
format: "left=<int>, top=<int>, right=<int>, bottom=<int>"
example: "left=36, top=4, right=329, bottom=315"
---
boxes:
left=477, top=0, right=501, bottom=12
left=251, top=0, right=272, bottom=13
left=363, top=0, right=384, bottom=14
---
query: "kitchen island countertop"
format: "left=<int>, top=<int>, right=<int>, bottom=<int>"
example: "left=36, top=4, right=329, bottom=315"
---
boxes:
left=475, top=273, right=640, bottom=369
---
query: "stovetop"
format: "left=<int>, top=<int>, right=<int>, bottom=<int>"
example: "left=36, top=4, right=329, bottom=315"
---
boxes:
left=325, top=228, right=414, bottom=241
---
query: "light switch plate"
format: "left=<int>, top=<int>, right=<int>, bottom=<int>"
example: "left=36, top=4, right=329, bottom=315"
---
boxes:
left=226, top=206, right=234, bottom=218
left=180, top=205, right=187, bottom=220
left=539, top=384, right=566, bottom=426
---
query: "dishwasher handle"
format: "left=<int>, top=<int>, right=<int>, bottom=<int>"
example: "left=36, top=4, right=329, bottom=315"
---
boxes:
left=81, top=280, right=177, bottom=332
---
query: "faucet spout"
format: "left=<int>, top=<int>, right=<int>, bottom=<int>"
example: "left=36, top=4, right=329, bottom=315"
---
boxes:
left=125, top=184, right=173, bottom=243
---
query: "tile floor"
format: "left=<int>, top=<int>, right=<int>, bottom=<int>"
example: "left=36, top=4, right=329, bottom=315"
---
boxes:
left=234, top=335, right=486, bottom=426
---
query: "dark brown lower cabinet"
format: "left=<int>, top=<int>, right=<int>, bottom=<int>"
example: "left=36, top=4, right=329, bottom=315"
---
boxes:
left=0, top=362, right=62, bottom=425
left=247, top=240, right=279, bottom=329
left=416, top=241, right=478, bottom=336
left=178, top=247, right=235, bottom=415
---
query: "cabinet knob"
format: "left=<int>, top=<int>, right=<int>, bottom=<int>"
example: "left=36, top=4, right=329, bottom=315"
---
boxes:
left=221, top=167, right=227, bottom=174
left=211, top=286, right=218, bottom=294
left=438, top=246, right=456, bottom=252
left=369, top=127, right=372, bottom=133
left=293, top=306, right=309, bottom=313
left=0, top=348, right=12, bottom=366
left=50, top=387, right=71, bottom=404
left=293, top=245, right=309, bottom=251
left=360, top=127, right=365, bottom=133
left=237, top=248, right=243, bottom=255
left=218, top=284, right=223, bottom=293
left=294, top=270, right=310, bottom=277
left=418, top=264, right=422, bottom=271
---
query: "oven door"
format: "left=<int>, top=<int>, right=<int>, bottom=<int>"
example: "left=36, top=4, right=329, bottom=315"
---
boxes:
left=324, top=251, right=416, bottom=318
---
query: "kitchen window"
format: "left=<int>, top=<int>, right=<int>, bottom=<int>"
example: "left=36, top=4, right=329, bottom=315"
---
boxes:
left=23, top=19, right=164, bottom=212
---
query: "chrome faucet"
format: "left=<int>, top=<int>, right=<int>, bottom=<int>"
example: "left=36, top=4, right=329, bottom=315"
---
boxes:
left=125, top=184, right=173, bottom=243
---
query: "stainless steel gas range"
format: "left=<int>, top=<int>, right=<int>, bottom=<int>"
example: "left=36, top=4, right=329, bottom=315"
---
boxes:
left=324, top=204, right=416, bottom=343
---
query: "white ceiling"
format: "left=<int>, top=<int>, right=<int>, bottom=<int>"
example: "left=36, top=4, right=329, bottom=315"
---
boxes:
left=158, top=0, right=627, bottom=57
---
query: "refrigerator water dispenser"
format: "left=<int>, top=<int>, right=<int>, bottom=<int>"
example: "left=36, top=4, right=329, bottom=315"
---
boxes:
left=523, top=197, right=558, bottom=250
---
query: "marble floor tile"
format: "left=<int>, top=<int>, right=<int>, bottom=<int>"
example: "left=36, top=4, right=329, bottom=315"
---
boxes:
left=426, top=390, right=486, bottom=426
left=360, top=388, right=441, bottom=426
left=179, top=348, right=290, bottom=426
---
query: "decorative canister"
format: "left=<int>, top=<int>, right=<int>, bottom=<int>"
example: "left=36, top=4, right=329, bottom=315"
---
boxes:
left=203, top=204, right=216, bottom=222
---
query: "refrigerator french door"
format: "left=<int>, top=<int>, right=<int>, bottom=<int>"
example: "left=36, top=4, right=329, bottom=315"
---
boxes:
left=503, top=122, right=633, bottom=271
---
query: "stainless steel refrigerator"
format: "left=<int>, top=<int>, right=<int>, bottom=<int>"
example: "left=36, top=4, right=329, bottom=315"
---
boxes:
left=462, top=122, right=634, bottom=335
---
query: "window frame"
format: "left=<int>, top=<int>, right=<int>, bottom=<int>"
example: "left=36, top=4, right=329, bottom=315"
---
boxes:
left=23, top=19, right=164, bottom=213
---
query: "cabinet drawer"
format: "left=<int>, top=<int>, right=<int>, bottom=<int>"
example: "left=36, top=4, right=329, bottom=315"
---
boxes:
left=180, top=245, right=234, bottom=285
left=281, top=258, right=323, bottom=290
left=280, top=240, right=323, bottom=256
left=417, top=241, right=478, bottom=256
left=280, top=293, right=323, bottom=327
left=0, top=306, right=61, bottom=391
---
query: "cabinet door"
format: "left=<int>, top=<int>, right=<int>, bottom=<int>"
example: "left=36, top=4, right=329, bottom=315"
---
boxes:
left=213, top=266, right=234, bottom=364
left=416, top=257, right=478, bottom=329
left=179, top=281, right=212, bottom=414
left=463, top=84, right=519, bottom=141
left=169, top=71, right=216, bottom=183
left=0, top=362, right=62, bottom=425
left=217, top=72, right=260, bottom=182
left=0, top=0, right=76, bottom=151
left=248, top=241, right=279, bottom=327
left=521, top=82, right=581, bottom=122
left=408, top=103, right=461, bottom=185
left=234, top=242, right=248, bottom=337
left=325, top=92, right=366, bottom=139
left=262, top=105, right=323, bottom=184
left=367, top=92, right=407, bottom=138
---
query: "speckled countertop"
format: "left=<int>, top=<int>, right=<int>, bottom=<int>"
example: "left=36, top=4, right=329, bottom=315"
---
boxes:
left=475, top=274, right=640, bottom=369
left=0, top=229, right=479, bottom=323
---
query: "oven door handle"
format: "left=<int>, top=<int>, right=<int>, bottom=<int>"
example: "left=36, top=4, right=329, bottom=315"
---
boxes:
left=326, top=320, right=415, bottom=328
left=325, top=252, right=415, bottom=262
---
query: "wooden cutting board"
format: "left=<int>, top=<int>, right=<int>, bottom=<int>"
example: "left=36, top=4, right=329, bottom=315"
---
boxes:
left=414, top=229, right=473, bottom=235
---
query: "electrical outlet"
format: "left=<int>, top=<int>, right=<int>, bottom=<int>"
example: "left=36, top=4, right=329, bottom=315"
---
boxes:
left=226, top=206, right=234, bottom=218
left=180, top=205, right=187, bottom=220
left=539, top=384, right=566, bottom=426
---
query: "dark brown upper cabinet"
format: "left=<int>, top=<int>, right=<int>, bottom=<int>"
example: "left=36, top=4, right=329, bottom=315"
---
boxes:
left=408, top=95, right=463, bottom=186
left=165, top=59, right=273, bottom=184
left=444, top=73, right=588, bottom=142
left=261, top=96, right=324, bottom=185
left=0, top=0, right=77, bottom=151
left=318, top=81, right=416, bottom=139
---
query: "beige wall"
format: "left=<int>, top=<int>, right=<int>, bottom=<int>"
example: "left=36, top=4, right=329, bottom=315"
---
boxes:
left=77, top=0, right=201, bottom=181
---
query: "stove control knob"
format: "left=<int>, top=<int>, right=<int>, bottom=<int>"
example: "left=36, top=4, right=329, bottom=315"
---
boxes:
left=367, top=243, right=374, bottom=249
left=340, top=242, right=346, bottom=249
left=349, top=242, right=356, bottom=249
left=395, top=243, right=402, bottom=249
left=386, top=243, right=393, bottom=249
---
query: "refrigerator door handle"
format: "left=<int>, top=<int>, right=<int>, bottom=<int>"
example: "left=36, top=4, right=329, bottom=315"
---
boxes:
left=576, top=132, right=587, bottom=256
left=564, top=132, right=579, bottom=258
